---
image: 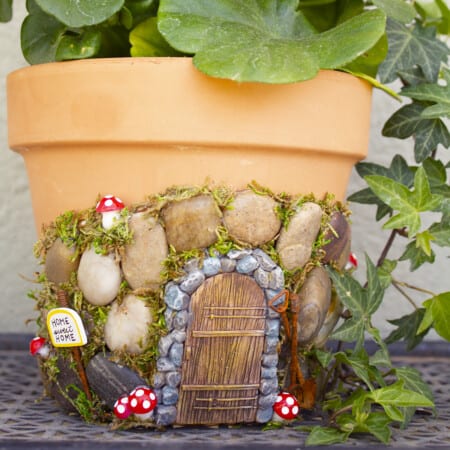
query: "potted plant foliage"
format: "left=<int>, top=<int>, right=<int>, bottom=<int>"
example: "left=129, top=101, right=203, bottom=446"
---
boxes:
left=1, top=0, right=449, bottom=446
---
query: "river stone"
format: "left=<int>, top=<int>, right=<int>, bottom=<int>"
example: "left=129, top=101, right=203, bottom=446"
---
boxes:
left=223, top=191, right=281, bottom=246
left=162, top=195, right=221, bottom=251
left=42, top=356, right=83, bottom=414
left=104, top=294, right=153, bottom=354
left=77, top=247, right=122, bottom=306
left=122, top=213, right=168, bottom=291
left=86, top=353, right=146, bottom=410
left=321, top=211, right=351, bottom=268
left=276, top=202, right=323, bottom=271
left=45, top=238, right=80, bottom=284
left=165, top=283, right=190, bottom=311
left=297, top=266, right=332, bottom=345
left=313, top=293, right=343, bottom=348
left=156, top=405, right=177, bottom=426
left=256, top=408, right=274, bottom=423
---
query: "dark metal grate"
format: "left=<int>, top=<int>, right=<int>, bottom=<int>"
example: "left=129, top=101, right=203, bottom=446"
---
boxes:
left=0, top=349, right=449, bottom=449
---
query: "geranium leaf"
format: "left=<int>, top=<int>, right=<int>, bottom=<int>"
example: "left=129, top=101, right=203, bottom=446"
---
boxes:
left=372, top=0, right=416, bottom=23
left=0, top=0, right=12, bottom=22
left=35, top=0, right=124, bottom=27
left=379, top=19, right=449, bottom=84
left=55, top=29, right=102, bottom=61
left=130, top=16, right=183, bottom=56
left=21, top=6, right=67, bottom=64
left=158, top=0, right=386, bottom=83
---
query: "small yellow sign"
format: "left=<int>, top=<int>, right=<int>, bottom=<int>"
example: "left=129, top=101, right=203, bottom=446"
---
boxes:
left=46, top=307, right=88, bottom=347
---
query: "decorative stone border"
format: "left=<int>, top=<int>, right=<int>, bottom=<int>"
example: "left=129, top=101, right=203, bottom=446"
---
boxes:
left=153, top=248, right=286, bottom=426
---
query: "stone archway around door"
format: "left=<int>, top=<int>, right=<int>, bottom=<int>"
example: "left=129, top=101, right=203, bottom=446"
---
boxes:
left=153, top=248, right=285, bottom=426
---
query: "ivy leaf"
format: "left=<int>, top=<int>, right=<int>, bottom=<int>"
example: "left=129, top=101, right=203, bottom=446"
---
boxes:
left=369, top=380, right=434, bottom=409
left=395, top=367, right=435, bottom=405
left=429, top=216, right=450, bottom=247
left=415, top=230, right=435, bottom=256
left=402, top=68, right=450, bottom=119
left=0, top=0, right=12, bottom=22
left=335, top=351, right=374, bottom=391
left=398, top=67, right=429, bottom=87
left=379, top=18, right=449, bottom=84
left=327, top=256, right=385, bottom=351
left=400, top=240, right=435, bottom=270
left=385, top=308, right=429, bottom=350
left=348, top=155, right=413, bottom=220
left=130, top=16, right=184, bottom=56
left=306, top=427, right=350, bottom=446
left=422, top=292, right=450, bottom=341
left=377, top=259, right=397, bottom=289
left=382, top=102, right=450, bottom=162
left=362, top=412, right=392, bottom=443
left=365, top=167, right=442, bottom=236
left=35, top=0, right=124, bottom=27
left=158, top=0, right=386, bottom=83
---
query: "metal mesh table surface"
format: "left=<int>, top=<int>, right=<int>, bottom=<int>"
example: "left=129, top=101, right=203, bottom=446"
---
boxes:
left=0, top=336, right=449, bottom=450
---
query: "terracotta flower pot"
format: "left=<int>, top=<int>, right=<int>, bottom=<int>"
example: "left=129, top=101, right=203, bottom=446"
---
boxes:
left=7, top=58, right=372, bottom=234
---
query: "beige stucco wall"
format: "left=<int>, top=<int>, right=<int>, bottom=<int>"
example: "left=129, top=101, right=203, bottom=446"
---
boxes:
left=0, top=3, right=446, bottom=338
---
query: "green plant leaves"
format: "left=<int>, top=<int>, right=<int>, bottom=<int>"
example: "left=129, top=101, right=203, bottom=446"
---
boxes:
left=130, top=16, right=184, bottom=56
left=0, top=0, right=12, bottom=22
left=420, top=292, right=450, bottom=341
left=327, top=256, right=385, bottom=351
left=372, top=0, right=416, bottom=23
left=21, top=5, right=67, bottom=63
left=306, top=427, right=349, bottom=446
left=35, top=0, right=124, bottom=27
left=158, top=0, right=386, bottom=83
left=402, top=68, right=450, bottom=119
left=369, top=380, right=434, bottom=409
left=379, top=18, right=449, bottom=84
left=382, top=102, right=450, bottom=162
left=365, top=167, right=441, bottom=236
left=386, top=308, right=430, bottom=350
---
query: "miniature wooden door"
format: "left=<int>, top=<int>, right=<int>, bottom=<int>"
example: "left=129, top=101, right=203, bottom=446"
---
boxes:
left=177, top=273, right=266, bottom=425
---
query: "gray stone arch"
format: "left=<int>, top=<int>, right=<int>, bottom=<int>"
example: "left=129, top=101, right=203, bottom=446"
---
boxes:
left=153, top=248, right=286, bottom=426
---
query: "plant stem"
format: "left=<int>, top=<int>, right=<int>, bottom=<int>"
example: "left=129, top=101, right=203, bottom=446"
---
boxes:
left=392, top=281, right=419, bottom=310
left=393, top=279, right=437, bottom=297
left=376, top=229, right=403, bottom=268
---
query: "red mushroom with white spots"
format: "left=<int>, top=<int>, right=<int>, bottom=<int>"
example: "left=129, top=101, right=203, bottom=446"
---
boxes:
left=29, top=336, right=51, bottom=359
left=345, top=252, right=358, bottom=270
left=128, top=386, right=157, bottom=420
left=96, top=195, right=125, bottom=230
left=113, top=394, right=132, bottom=420
left=273, top=392, right=300, bottom=422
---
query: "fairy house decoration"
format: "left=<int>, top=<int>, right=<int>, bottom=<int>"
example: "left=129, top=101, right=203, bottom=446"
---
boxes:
left=30, top=183, right=353, bottom=427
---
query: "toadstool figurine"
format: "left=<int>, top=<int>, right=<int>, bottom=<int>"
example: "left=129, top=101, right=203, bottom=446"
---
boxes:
left=96, top=195, right=125, bottom=230
left=273, top=392, right=300, bottom=422
left=113, top=394, right=132, bottom=420
left=128, top=386, right=157, bottom=420
left=345, top=252, right=358, bottom=270
left=29, top=336, right=51, bottom=359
